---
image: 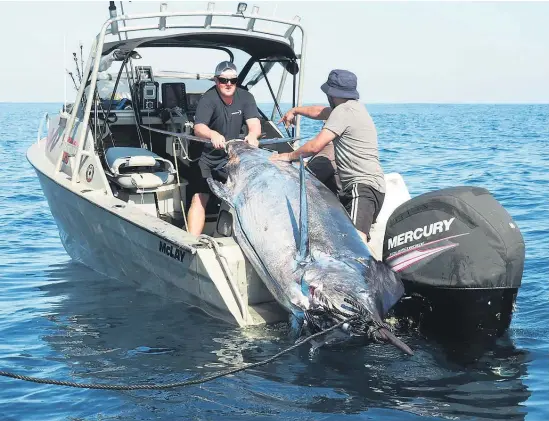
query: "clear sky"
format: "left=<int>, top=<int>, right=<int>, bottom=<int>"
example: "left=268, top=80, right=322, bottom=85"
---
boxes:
left=0, top=0, right=548, bottom=103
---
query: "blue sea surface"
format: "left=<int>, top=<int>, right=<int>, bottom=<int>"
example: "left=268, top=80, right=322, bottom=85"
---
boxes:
left=1, top=102, right=548, bottom=420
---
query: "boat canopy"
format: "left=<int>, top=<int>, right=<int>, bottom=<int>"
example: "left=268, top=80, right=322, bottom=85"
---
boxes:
left=102, top=32, right=297, bottom=61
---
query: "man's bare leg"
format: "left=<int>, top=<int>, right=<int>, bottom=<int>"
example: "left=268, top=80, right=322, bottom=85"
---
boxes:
left=187, top=193, right=210, bottom=236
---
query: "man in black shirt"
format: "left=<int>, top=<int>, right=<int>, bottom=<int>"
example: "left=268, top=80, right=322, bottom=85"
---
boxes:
left=188, top=61, right=262, bottom=236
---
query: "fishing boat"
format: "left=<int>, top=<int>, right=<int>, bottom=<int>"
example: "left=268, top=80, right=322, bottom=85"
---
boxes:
left=27, top=2, right=523, bottom=342
left=25, top=2, right=407, bottom=326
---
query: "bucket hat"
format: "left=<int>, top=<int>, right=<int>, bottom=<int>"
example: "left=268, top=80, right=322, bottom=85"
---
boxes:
left=320, top=69, right=359, bottom=99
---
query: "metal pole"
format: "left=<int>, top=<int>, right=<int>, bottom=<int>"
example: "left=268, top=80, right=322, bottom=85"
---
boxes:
left=271, top=67, right=288, bottom=122
left=295, top=31, right=306, bottom=138
left=55, top=37, right=98, bottom=174
left=72, top=24, right=111, bottom=185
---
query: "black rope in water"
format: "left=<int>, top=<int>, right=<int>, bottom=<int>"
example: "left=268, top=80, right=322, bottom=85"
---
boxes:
left=0, top=316, right=358, bottom=391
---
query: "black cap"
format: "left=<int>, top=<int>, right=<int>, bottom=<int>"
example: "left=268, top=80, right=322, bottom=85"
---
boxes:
left=215, top=61, right=238, bottom=76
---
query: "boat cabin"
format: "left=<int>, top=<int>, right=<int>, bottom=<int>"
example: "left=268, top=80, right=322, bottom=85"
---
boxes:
left=58, top=3, right=305, bottom=238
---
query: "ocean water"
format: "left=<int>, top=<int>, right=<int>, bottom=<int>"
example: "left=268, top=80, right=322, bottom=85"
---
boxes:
left=0, top=102, right=548, bottom=420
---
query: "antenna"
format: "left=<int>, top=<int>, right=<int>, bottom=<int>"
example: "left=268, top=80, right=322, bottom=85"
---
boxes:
left=63, top=33, right=66, bottom=111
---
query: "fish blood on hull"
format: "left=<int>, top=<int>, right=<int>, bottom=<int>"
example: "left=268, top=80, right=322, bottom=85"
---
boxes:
left=208, top=141, right=413, bottom=355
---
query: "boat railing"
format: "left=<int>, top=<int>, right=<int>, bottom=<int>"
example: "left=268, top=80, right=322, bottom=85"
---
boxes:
left=37, top=112, right=49, bottom=144
left=106, top=3, right=304, bottom=50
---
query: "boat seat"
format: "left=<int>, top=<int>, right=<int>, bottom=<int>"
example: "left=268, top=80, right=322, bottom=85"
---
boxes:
left=105, top=147, right=176, bottom=190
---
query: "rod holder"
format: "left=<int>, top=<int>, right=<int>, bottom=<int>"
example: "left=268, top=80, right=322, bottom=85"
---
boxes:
left=109, top=1, right=119, bottom=35
left=159, top=3, right=167, bottom=30
left=205, top=2, right=215, bottom=28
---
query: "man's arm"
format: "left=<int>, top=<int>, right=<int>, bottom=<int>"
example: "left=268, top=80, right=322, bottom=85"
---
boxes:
left=194, top=124, right=225, bottom=149
left=241, top=91, right=262, bottom=146
left=279, top=106, right=332, bottom=128
left=270, top=128, right=336, bottom=162
left=193, top=123, right=219, bottom=139
left=244, top=118, right=262, bottom=146
left=293, top=105, right=332, bottom=120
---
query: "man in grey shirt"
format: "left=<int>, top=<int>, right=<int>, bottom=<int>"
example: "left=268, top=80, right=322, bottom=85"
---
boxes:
left=270, top=69, right=385, bottom=243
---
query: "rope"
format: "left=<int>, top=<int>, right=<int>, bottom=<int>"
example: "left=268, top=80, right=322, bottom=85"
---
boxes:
left=171, top=139, right=189, bottom=231
left=175, top=137, right=200, bottom=163
left=198, top=235, right=246, bottom=321
left=0, top=316, right=357, bottom=390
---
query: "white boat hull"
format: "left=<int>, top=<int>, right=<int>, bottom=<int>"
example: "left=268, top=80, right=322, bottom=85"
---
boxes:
left=28, top=138, right=286, bottom=327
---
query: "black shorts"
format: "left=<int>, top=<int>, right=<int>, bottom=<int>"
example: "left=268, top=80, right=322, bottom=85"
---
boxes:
left=339, top=183, right=385, bottom=241
left=193, top=150, right=229, bottom=195
left=306, top=143, right=342, bottom=195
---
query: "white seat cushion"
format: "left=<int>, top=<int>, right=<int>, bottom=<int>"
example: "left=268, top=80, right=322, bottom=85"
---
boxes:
left=105, top=147, right=175, bottom=176
left=105, top=147, right=176, bottom=190
left=115, top=172, right=175, bottom=189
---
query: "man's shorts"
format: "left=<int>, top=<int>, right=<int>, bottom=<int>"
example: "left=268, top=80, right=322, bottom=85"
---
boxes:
left=193, top=151, right=229, bottom=195
left=339, top=183, right=385, bottom=241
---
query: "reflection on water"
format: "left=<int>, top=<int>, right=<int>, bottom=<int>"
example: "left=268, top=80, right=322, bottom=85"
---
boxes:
left=36, top=261, right=531, bottom=420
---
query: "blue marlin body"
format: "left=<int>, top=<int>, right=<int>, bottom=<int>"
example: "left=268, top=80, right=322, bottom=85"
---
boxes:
left=208, top=141, right=412, bottom=355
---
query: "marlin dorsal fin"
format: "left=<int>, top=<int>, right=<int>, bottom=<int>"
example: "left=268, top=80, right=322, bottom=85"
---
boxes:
left=297, top=155, right=310, bottom=263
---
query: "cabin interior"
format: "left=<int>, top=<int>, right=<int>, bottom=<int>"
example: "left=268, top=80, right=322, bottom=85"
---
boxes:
left=81, top=35, right=299, bottom=238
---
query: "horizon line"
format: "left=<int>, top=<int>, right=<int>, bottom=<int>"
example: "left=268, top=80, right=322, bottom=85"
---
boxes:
left=1, top=101, right=548, bottom=106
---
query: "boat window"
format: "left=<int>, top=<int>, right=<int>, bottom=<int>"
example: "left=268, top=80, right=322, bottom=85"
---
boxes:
left=96, top=78, right=132, bottom=101
left=242, top=61, right=269, bottom=88
left=134, top=47, right=235, bottom=75
left=244, top=61, right=295, bottom=122
left=242, top=56, right=292, bottom=89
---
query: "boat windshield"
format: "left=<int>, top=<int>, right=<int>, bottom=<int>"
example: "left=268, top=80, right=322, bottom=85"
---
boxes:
left=96, top=46, right=244, bottom=100
left=93, top=43, right=294, bottom=120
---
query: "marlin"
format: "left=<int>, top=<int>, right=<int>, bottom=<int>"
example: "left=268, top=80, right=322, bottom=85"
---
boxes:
left=208, top=141, right=412, bottom=355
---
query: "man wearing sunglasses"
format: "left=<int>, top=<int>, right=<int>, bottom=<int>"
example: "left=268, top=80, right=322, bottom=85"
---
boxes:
left=188, top=60, right=262, bottom=236
left=271, top=69, right=386, bottom=246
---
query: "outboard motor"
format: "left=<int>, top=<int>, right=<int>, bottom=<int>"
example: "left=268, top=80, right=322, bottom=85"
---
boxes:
left=382, top=186, right=524, bottom=343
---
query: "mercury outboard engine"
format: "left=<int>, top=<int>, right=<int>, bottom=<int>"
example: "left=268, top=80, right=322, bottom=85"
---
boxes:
left=383, top=186, right=525, bottom=343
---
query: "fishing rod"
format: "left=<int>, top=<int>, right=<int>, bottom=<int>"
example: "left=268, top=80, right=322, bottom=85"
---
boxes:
left=73, top=52, right=82, bottom=84
left=79, top=42, right=84, bottom=78
left=66, top=70, right=78, bottom=91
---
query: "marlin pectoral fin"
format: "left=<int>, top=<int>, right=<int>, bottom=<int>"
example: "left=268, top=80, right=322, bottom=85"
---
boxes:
left=364, top=256, right=405, bottom=317
left=207, top=178, right=234, bottom=208
left=296, top=155, right=310, bottom=264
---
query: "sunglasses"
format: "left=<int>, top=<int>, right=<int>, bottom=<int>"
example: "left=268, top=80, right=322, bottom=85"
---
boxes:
left=217, top=77, right=238, bottom=85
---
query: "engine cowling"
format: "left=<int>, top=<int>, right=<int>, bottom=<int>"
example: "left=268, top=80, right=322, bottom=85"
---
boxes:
left=382, top=186, right=525, bottom=341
